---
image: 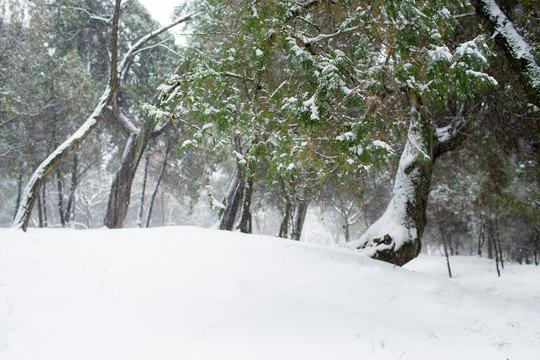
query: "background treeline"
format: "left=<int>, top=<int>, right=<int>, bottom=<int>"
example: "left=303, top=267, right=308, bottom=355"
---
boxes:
left=0, top=0, right=538, bottom=265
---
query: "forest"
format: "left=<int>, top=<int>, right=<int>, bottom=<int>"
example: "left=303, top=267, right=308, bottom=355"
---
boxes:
left=1, top=0, right=539, bottom=267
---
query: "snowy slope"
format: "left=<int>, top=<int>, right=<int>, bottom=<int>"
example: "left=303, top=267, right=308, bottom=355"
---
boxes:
left=0, top=227, right=539, bottom=359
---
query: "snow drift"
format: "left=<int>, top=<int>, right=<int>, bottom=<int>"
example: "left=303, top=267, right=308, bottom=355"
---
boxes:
left=1, top=226, right=539, bottom=359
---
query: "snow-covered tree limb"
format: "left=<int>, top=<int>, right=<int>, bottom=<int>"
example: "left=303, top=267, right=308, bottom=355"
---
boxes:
left=433, top=116, right=468, bottom=160
left=111, top=100, right=138, bottom=135
left=472, top=0, right=540, bottom=105
left=118, top=12, right=198, bottom=82
left=11, top=4, right=196, bottom=231
left=11, top=0, right=123, bottom=231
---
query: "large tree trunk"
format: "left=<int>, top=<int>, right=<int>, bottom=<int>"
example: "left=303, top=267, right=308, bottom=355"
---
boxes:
left=104, top=121, right=153, bottom=228
left=351, top=107, right=433, bottom=266
left=104, top=95, right=174, bottom=228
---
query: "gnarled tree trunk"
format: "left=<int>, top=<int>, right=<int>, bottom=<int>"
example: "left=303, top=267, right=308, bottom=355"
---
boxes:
left=352, top=107, right=433, bottom=266
left=104, top=115, right=153, bottom=228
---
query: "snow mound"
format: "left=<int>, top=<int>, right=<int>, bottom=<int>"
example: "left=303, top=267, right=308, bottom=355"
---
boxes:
left=1, top=227, right=539, bottom=359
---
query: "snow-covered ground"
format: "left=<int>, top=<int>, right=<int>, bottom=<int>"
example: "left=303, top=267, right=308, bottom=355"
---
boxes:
left=0, top=226, right=538, bottom=359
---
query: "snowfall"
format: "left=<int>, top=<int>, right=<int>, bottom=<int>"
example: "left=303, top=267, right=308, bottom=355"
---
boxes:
left=0, top=226, right=539, bottom=359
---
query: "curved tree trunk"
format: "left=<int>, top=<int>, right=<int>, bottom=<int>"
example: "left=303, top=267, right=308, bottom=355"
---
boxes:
left=352, top=107, right=433, bottom=266
left=11, top=84, right=116, bottom=231
left=104, top=116, right=155, bottom=228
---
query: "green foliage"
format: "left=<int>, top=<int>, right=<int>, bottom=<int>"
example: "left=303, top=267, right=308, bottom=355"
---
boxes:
left=148, top=0, right=507, bottom=206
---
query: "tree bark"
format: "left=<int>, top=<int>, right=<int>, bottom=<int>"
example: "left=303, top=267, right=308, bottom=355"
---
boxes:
left=352, top=106, right=432, bottom=266
left=279, top=200, right=292, bottom=238
left=56, top=168, right=66, bottom=227
left=104, top=122, right=151, bottom=228
left=137, top=153, right=150, bottom=228
left=64, top=154, right=78, bottom=224
left=437, top=205, right=453, bottom=278
left=278, top=176, right=291, bottom=238
left=478, top=223, right=486, bottom=256
left=145, top=141, right=171, bottom=228
left=291, top=197, right=309, bottom=241
left=37, top=191, right=44, bottom=228
left=344, top=220, right=350, bottom=243
left=442, top=233, right=453, bottom=278
left=237, top=176, right=253, bottom=233
left=219, top=167, right=245, bottom=231
left=489, top=222, right=501, bottom=277
left=41, top=179, right=48, bottom=227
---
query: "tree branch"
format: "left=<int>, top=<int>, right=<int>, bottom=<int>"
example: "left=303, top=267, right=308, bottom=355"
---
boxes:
left=472, top=0, right=540, bottom=105
left=118, top=12, right=199, bottom=82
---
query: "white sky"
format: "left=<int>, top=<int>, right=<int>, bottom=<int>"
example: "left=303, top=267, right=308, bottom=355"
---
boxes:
left=137, top=0, right=191, bottom=45
left=137, top=0, right=182, bottom=26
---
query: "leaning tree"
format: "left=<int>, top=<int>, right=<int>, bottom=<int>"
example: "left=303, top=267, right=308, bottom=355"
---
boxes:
left=12, top=0, right=196, bottom=231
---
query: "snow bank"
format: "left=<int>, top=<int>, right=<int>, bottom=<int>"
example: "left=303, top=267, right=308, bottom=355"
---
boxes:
left=1, top=227, right=539, bottom=359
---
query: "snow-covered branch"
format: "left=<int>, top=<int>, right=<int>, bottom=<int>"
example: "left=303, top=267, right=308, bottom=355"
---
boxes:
left=115, top=107, right=139, bottom=134
left=130, top=36, right=175, bottom=58
left=433, top=116, right=468, bottom=160
left=66, top=6, right=112, bottom=23
left=118, top=12, right=199, bottom=82
left=302, top=25, right=363, bottom=45
left=151, top=118, right=174, bottom=139
left=11, top=4, right=198, bottom=231
left=472, top=0, right=540, bottom=104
